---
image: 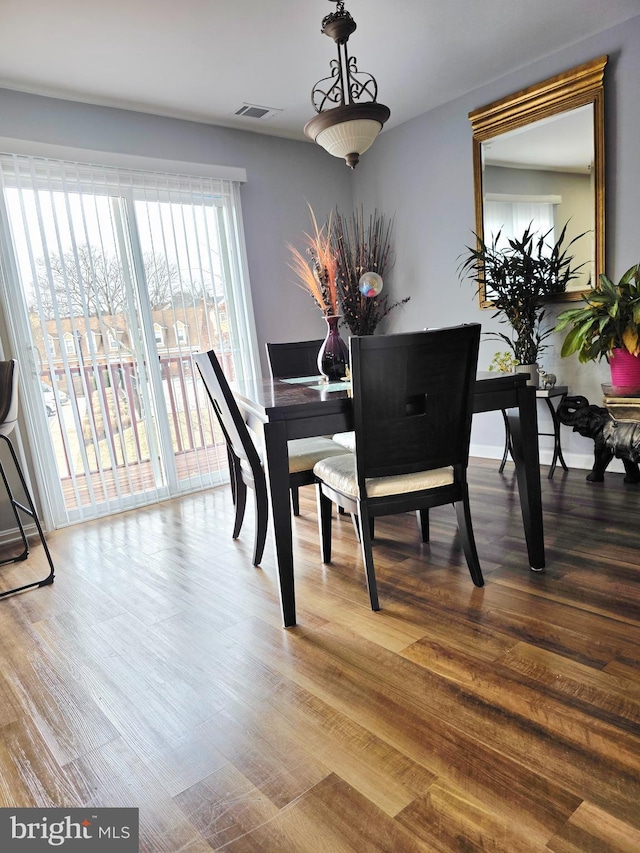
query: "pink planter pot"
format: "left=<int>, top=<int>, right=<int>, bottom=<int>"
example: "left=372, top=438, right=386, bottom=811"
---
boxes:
left=609, top=348, right=640, bottom=388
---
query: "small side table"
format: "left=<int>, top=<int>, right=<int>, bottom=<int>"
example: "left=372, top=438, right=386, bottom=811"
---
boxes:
left=500, top=385, right=569, bottom=479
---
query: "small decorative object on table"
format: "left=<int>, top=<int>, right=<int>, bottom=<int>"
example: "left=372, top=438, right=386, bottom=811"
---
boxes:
left=538, top=369, right=557, bottom=390
left=317, top=314, right=349, bottom=380
left=288, top=205, right=349, bottom=380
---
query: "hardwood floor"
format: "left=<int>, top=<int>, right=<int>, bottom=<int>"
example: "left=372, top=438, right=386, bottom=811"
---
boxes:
left=0, top=457, right=639, bottom=851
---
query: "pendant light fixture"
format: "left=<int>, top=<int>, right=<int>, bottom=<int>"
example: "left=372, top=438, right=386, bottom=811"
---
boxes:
left=304, top=1, right=390, bottom=169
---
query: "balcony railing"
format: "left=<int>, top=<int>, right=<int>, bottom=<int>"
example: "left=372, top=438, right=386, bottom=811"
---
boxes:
left=42, top=353, right=231, bottom=509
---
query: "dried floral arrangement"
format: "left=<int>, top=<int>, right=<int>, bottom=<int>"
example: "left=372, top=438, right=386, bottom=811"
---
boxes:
left=287, top=205, right=338, bottom=316
left=332, top=206, right=409, bottom=336
left=288, top=204, right=409, bottom=334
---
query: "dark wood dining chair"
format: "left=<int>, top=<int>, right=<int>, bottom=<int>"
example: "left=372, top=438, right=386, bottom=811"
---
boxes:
left=265, top=338, right=351, bottom=514
left=0, top=359, right=55, bottom=598
left=266, top=339, right=324, bottom=380
left=313, top=324, right=484, bottom=610
left=194, top=350, right=349, bottom=565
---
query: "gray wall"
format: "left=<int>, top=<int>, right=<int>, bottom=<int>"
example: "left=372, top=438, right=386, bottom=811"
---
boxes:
left=352, top=13, right=640, bottom=469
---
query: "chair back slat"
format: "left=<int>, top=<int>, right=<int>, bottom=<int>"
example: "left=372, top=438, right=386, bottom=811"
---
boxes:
left=193, top=351, right=263, bottom=472
left=266, top=340, right=324, bottom=379
left=350, top=325, right=481, bottom=481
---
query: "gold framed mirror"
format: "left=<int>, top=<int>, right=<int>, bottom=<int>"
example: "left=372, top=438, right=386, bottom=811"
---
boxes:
left=469, top=55, right=607, bottom=307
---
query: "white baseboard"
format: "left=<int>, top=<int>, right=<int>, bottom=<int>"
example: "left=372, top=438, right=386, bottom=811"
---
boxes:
left=0, top=523, right=37, bottom=549
left=469, top=444, right=627, bottom=474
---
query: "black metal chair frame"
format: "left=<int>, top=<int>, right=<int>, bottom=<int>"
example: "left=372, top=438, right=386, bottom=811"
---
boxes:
left=0, top=359, right=55, bottom=598
left=315, top=325, right=484, bottom=610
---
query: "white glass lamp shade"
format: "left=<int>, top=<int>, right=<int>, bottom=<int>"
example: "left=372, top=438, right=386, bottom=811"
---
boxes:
left=316, top=119, right=382, bottom=161
left=305, top=102, right=390, bottom=168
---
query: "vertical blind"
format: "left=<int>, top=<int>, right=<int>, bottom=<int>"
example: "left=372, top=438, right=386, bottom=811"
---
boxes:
left=0, top=153, right=259, bottom=526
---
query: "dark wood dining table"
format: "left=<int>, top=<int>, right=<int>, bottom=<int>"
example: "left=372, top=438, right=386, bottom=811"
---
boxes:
left=233, top=370, right=544, bottom=627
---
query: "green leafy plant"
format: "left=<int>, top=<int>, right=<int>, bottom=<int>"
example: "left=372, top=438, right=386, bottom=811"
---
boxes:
left=458, top=222, right=587, bottom=365
left=488, top=351, right=518, bottom=373
left=555, top=264, right=640, bottom=362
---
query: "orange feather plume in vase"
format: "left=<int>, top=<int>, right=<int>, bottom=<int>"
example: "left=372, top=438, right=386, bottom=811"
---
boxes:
left=287, top=205, right=339, bottom=316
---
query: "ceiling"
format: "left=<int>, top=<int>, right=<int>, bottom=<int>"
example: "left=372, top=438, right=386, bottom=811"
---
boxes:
left=1, top=0, right=639, bottom=144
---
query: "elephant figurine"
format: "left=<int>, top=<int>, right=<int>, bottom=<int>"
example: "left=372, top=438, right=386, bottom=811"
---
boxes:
left=557, top=395, right=640, bottom=483
left=538, top=369, right=557, bottom=390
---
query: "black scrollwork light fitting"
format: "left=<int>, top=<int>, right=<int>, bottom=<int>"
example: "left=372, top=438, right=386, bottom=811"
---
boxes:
left=304, top=1, right=390, bottom=169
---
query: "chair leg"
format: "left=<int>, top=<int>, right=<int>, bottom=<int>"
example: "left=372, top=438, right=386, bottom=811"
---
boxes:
left=252, top=478, right=269, bottom=567
left=351, top=512, right=361, bottom=543
left=316, top=485, right=333, bottom=563
left=0, top=436, right=55, bottom=598
left=227, top=445, right=237, bottom=505
left=418, top=509, right=430, bottom=542
left=499, top=409, right=513, bottom=473
left=291, top=486, right=300, bottom=516
left=0, top=459, right=29, bottom=564
left=232, top=465, right=247, bottom=540
left=351, top=513, right=374, bottom=543
left=358, top=504, right=380, bottom=611
left=454, top=490, right=484, bottom=587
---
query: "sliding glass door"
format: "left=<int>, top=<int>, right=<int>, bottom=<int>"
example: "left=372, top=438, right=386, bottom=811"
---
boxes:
left=0, top=154, right=258, bottom=526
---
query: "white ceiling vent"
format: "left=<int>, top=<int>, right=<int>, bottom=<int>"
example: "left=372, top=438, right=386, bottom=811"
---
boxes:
left=233, top=103, right=282, bottom=121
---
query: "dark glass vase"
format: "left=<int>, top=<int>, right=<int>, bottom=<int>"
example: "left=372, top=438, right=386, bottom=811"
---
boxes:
left=317, top=315, right=349, bottom=380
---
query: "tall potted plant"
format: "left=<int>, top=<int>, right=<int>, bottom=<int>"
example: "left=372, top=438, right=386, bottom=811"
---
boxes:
left=459, top=222, right=586, bottom=384
left=554, top=263, right=640, bottom=386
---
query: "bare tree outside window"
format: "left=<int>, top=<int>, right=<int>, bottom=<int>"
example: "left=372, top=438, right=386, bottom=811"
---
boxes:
left=29, top=245, right=184, bottom=319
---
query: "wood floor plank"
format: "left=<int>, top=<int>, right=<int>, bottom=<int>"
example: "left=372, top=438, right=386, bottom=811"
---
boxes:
left=65, top=737, right=214, bottom=853
left=0, top=718, right=82, bottom=808
left=499, top=641, right=640, bottom=723
left=265, top=679, right=438, bottom=814
left=174, top=762, right=281, bottom=850
left=397, top=778, right=555, bottom=852
left=546, top=800, right=640, bottom=852
left=218, top=773, right=433, bottom=853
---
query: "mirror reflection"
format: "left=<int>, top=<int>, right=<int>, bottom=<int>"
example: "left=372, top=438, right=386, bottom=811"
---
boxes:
left=482, top=105, right=594, bottom=294
left=469, top=56, right=607, bottom=307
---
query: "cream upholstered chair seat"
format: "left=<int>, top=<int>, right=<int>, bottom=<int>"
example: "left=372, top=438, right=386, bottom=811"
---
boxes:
left=331, top=431, right=355, bottom=452
left=314, top=453, right=454, bottom=498
left=241, top=436, right=350, bottom=479
left=287, top=437, right=350, bottom=473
